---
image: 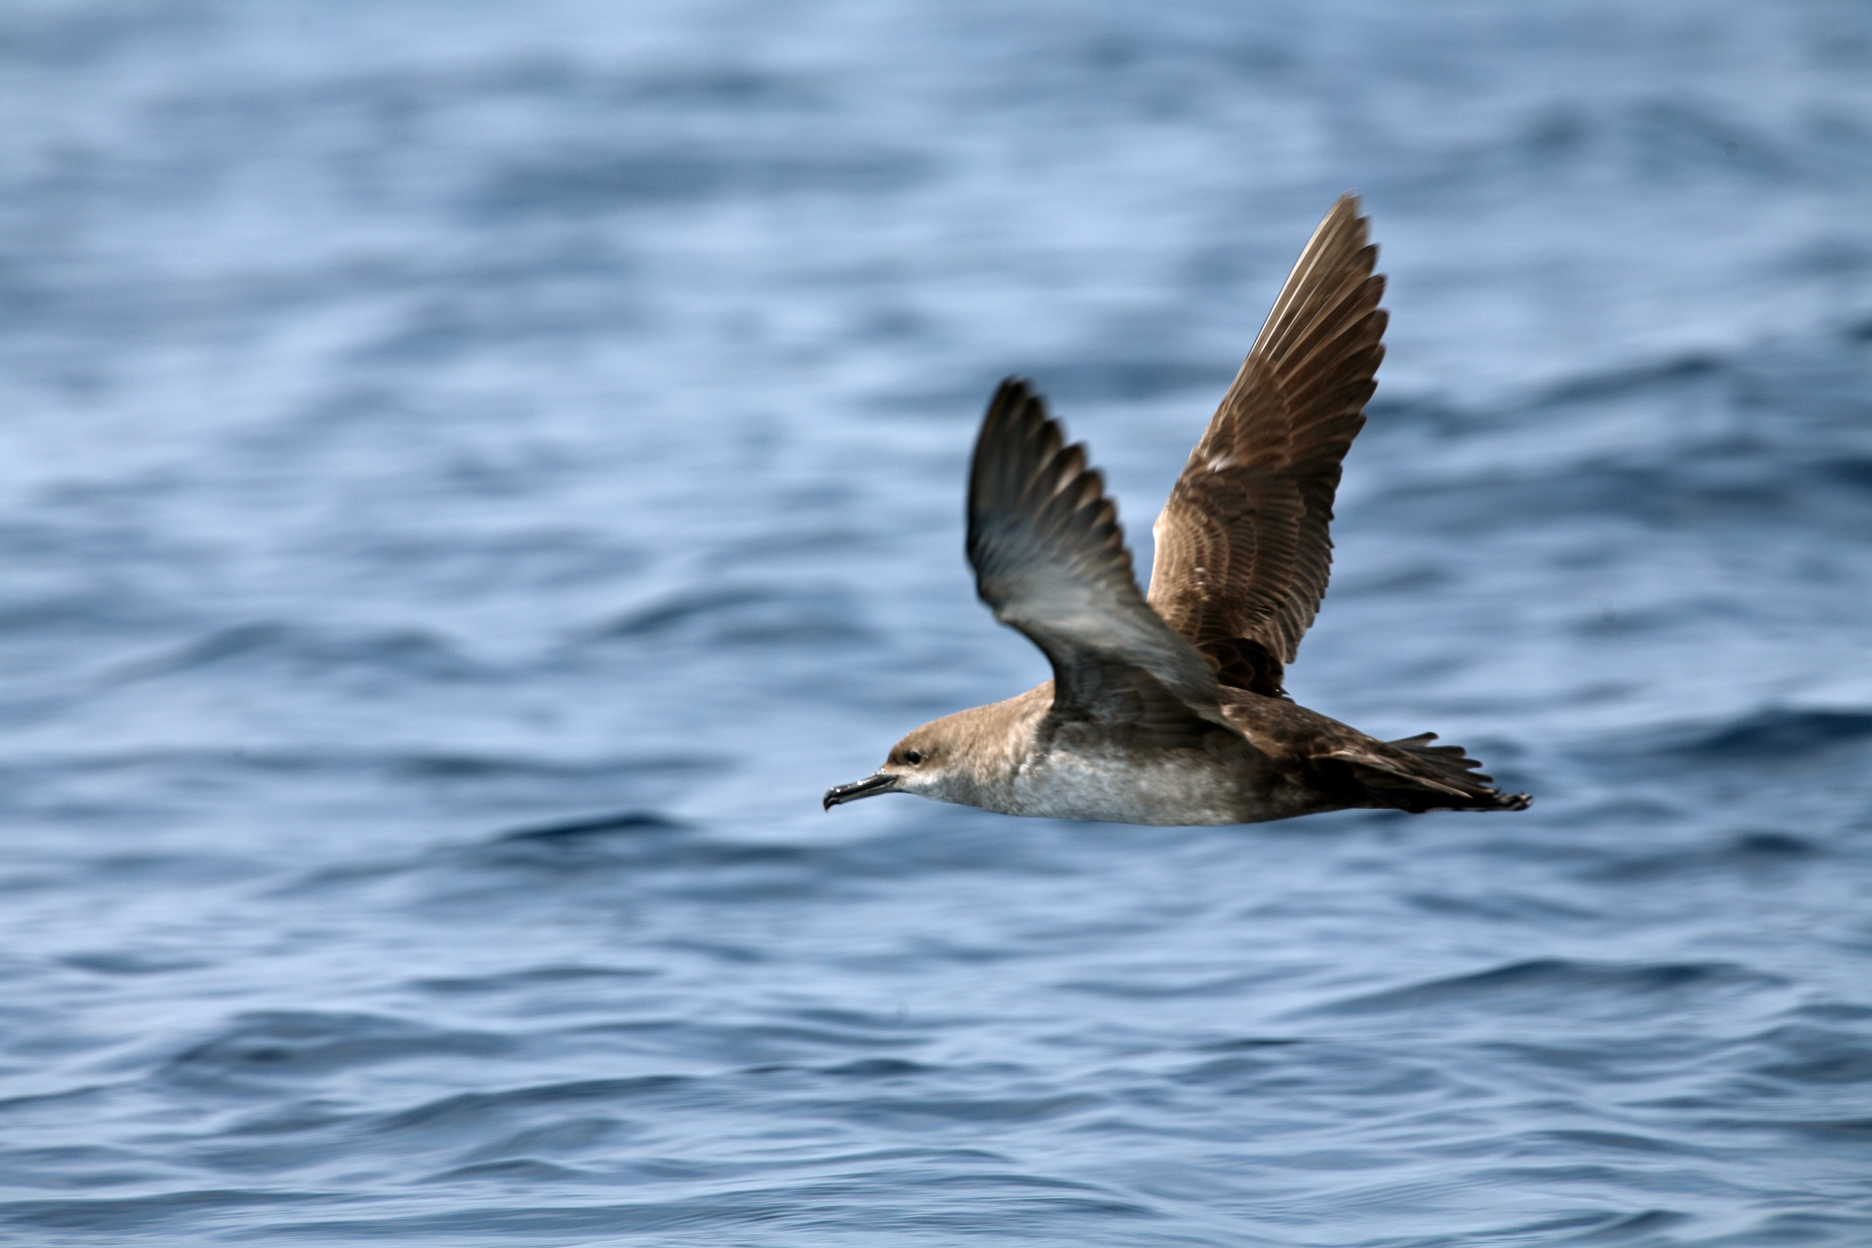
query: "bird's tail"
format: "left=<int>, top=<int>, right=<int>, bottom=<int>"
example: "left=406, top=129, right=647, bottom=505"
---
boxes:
left=1347, top=732, right=1531, bottom=813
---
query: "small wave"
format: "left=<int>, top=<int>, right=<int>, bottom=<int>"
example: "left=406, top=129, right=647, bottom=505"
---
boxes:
left=104, top=622, right=482, bottom=684
left=1057, top=971, right=1271, bottom=1000
left=1532, top=1129, right=1701, bottom=1158
left=1656, top=708, right=1872, bottom=760
left=474, top=143, right=934, bottom=218
left=1821, top=456, right=1872, bottom=492
left=496, top=811, right=687, bottom=841
left=466, top=831, right=817, bottom=876
left=42, top=747, right=711, bottom=779
left=373, top=1075, right=691, bottom=1139
left=833, top=1092, right=1102, bottom=1128
left=1379, top=92, right=1820, bottom=211
left=1580, top=830, right=1819, bottom=883
left=574, top=1015, right=929, bottom=1057
left=0, top=1190, right=332, bottom=1234
left=420, top=1158, right=588, bottom=1183
left=411, top=964, right=659, bottom=995
left=1772, top=1116, right=1872, bottom=1140
left=1534, top=352, right=1725, bottom=406
left=1189, top=1036, right=1304, bottom=1051
left=59, top=950, right=211, bottom=976
left=820, top=1057, right=932, bottom=1079
left=1300, top=958, right=1774, bottom=1018
left=105, top=622, right=288, bottom=680
left=0, top=589, right=171, bottom=636
left=1378, top=454, right=1856, bottom=533
left=252, top=1176, right=1155, bottom=1240
left=585, top=584, right=873, bottom=647
left=1746, top=1022, right=1872, bottom=1087
left=162, top=1012, right=518, bottom=1086
left=1547, top=1208, right=1690, bottom=1242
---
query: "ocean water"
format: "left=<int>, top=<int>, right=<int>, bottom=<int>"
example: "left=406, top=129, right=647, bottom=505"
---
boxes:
left=2, top=1, right=1870, bottom=1243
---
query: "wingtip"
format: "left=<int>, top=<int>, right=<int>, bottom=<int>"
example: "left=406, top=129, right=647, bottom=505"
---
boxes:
left=983, top=376, right=1045, bottom=437
left=993, top=374, right=1034, bottom=402
left=1323, top=193, right=1373, bottom=258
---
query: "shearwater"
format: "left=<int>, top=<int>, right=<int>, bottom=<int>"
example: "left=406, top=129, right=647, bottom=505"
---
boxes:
left=825, top=196, right=1531, bottom=825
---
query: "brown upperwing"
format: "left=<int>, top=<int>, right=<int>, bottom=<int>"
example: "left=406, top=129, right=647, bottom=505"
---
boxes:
left=1146, top=194, right=1387, bottom=697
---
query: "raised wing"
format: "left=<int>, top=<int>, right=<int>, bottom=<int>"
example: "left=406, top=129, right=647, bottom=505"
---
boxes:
left=967, top=379, right=1235, bottom=744
left=1146, top=194, right=1387, bottom=697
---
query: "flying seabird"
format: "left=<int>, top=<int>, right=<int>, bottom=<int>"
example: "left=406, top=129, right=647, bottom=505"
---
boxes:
left=825, top=195, right=1530, bottom=825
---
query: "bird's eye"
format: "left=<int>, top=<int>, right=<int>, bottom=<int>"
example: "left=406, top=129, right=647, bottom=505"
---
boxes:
left=903, top=750, right=924, bottom=765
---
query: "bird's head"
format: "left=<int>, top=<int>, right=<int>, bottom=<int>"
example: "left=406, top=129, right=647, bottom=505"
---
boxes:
left=822, top=720, right=968, bottom=810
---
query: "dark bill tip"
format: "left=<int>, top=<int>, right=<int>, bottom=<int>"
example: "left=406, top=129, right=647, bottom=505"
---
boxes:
left=822, top=771, right=898, bottom=810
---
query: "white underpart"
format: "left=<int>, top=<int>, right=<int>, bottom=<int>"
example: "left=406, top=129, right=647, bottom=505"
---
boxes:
left=997, top=746, right=1252, bottom=826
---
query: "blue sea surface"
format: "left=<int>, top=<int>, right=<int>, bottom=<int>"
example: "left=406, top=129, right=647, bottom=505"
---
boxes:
left=2, top=1, right=1870, bottom=1244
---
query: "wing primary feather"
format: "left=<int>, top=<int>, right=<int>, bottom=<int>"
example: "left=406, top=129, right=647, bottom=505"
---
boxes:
left=1147, top=195, right=1387, bottom=694
left=967, top=379, right=1233, bottom=734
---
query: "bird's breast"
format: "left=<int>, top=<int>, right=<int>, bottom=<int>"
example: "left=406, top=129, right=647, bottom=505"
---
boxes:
left=997, top=742, right=1278, bottom=826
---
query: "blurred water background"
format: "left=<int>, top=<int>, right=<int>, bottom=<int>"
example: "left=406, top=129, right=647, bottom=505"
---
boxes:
left=3, top=1, right=1871, bottom=1243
